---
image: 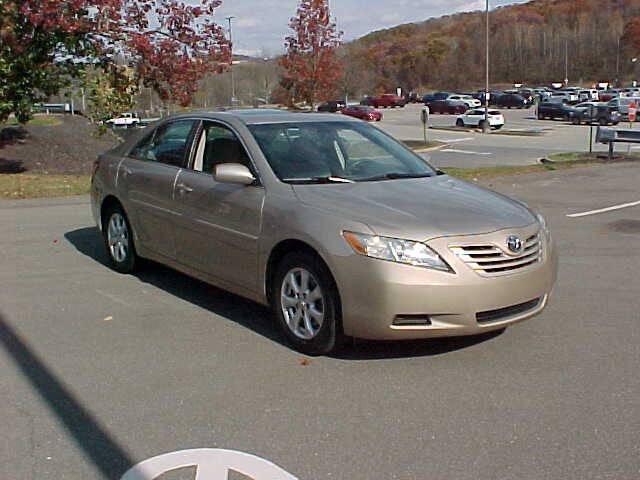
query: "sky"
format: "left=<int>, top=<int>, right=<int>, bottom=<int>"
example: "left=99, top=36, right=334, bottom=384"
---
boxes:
left=212, top=0, right=529, bottom=57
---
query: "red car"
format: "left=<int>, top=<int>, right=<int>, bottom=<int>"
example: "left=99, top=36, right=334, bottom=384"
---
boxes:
left=341, top=105, right=383, bottom=122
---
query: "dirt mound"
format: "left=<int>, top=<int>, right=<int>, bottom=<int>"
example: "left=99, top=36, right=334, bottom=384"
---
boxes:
left=0, top=116, right=120, bottom=175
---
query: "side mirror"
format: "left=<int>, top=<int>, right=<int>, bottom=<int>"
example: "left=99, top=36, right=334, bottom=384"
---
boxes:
left=214, top=163, right=256, bottom=186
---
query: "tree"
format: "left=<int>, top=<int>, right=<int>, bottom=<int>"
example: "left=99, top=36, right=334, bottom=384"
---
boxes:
left=0, top=0, right=231, bottom=123
left=279, top=0, right=343, bottom=108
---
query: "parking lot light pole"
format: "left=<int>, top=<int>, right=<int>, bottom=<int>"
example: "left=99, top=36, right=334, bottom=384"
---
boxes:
left=483, top=0, right=490, bottom=134
left=226, top=16, right=236, bottom=106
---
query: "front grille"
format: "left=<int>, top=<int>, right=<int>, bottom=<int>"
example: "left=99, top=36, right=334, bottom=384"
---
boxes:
left=450, top=233, right=542, bottom=276
left=476, top=298, right=542, bottom=324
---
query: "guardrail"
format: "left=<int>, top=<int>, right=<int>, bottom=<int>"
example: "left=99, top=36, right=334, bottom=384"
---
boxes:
left=596, top=127, right=640, bottom=160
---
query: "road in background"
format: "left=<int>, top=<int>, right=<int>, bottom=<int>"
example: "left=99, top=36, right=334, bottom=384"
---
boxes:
left=377, top=104, right=616, bottom=168
left=2, top=163, right=640, bottom=480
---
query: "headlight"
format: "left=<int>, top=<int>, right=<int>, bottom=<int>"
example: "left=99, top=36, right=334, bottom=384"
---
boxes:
left=342, top=231, right=453, bottom=272
left=536, top=213, right=551, bottom=241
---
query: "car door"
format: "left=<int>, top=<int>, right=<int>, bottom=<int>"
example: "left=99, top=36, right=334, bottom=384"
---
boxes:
left=466, top=110, right=483, bottom=126
left=172, top=120, right=265, bottom=292
left=119, top=119, right=198, bottom=260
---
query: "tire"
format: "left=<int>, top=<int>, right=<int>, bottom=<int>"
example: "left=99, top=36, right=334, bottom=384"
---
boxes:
left=456, top=119, right=465, bottom=127
left=102, top=203, right=138, bottom=274
left=272, top=252, right=343, bottom=355
left=598, top=118, right=607, bottom=126
left=572, top=117, right=581, bottom=125
left=537, top=112, right=544, bottom=120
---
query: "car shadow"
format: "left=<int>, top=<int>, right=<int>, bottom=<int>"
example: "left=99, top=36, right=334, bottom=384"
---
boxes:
left=65, top=227, right=503, bottom=360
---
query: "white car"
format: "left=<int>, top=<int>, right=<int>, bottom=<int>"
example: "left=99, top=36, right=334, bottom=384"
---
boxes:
left=456, top=109, right=505, bottom=129
left=447, top=94, right=482, bottom=108
left=106, top=112, right=140, bottom=128
left=578, top=89, right=599, bottom=101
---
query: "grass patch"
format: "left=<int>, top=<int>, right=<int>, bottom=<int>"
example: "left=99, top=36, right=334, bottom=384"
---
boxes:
left=2, top=116, right=62, bottom=127
left=443, top=159, right=601, bottom=180
left=403, top=139, right=446, bottom=150
left=0, top=174, right=90, bottom=199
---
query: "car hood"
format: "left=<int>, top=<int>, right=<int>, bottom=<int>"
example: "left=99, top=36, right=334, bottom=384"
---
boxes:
left=292, top=175, right=536, bottom=241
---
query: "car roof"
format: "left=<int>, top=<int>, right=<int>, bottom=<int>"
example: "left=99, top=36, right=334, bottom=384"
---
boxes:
left=159, top=109, right=360, bottom=126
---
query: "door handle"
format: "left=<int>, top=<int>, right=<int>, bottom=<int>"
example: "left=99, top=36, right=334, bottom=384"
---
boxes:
left=176, top=183, right=194, bottom=194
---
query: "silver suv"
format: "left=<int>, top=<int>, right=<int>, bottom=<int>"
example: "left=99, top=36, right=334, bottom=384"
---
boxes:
left=91, top=110, right=557, bottom=354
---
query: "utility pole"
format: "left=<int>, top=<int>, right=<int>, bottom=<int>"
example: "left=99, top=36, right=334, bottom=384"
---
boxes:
left=483, top=0, right=490, bottom=134
left=226, top=16, right=236, bottom=106
left=564, top=39, right=569, bottom=86
left=616, top=37, right=621, bottom=86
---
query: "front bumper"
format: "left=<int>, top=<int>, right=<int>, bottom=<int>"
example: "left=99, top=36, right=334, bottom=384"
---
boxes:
left=332, top=225, right=558, bottom=340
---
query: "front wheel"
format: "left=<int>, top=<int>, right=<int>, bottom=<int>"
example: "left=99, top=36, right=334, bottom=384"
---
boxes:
left=456, top=119, right=465, bottom=127
left=102, top=204, right=138, bottom=274
left=273, top=252, right=343, bottom=355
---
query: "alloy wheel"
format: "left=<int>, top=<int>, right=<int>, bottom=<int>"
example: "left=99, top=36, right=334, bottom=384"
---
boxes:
left=107, top=212, right=129, bottom=263
left=280, top=268, right=325, bottom=340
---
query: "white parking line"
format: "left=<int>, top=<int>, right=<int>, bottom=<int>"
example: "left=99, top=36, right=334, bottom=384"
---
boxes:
left=440, top=148, right=493, bottom=156
left=567, top=201, right=640, bottom=218
left=441, top=137, right=474, bottom=143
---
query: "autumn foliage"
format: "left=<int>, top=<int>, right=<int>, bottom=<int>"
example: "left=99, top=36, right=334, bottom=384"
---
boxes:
left=279, top=0, right=343, bottom=107
left=341, top=0, right=640, bottom=95
left=0, top=0, right=231, bottom=122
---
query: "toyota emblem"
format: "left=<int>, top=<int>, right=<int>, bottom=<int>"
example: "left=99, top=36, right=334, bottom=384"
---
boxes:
left=506, top=235, right=524, bottom=254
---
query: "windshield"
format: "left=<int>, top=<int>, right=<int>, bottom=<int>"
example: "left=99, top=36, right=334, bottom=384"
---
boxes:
left=248, top=122, right=437, bottom=183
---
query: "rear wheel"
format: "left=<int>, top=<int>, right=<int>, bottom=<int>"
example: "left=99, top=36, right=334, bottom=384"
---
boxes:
left=102, top=204, right=138, bottom=274
left=272, top=252, right=343, bottom=356
left=456, top=118, right=465, bottom=127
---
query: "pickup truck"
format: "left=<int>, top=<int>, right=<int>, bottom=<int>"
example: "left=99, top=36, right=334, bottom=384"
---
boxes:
left=368, top=94, right=406, bottom=109
left=571, top=103, right=621, bottom=126
left=105, top=113, right=140, bottom=128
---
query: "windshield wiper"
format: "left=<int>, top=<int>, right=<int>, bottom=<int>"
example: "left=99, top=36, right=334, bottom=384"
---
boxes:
left=283, top=176, right=355, bottom=184
left=360, top=172, right=433, bottom=182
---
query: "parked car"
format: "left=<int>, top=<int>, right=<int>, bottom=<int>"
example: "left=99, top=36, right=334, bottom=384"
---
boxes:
left=369, top=94, right=406, bottom=108
left=317, top=100, right=346, bottom=113
left=341, top=105, right=382, bottom=122
left=549, top=90, right=579, bottom=104
left=456, top=109, right=505, bottom=130
left=360, top=96, right=374, bottom=106
left=494, top=94, right=530, bottom=109
left=621, top=87, right=640, bottom=97
left=571, top=102, right=621, bottom=126
left=447, top=94, right=482, bottom=108
left=599, top=89, right=621, bottom=102
left=533, top=88, right=552, bottom=101
left=428, top=99, right=468, bottom=114
left=537, top=100, right=579, bottom=120
left=607, top=97, right=640, bottom=120
left=423, top=92, right=450, bottom=107
left=105, top=112, right=140, bottom=128
left=578, top=89, right=599, bottom=102
left=91, top=110, right=557, bottom=355
left=518, top=89, right=535, bottom=103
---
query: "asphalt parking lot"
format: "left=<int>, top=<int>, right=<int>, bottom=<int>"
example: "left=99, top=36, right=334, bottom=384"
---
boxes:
left=378, top=104, right=627, bottom=168
left=2, top=162, right=639, bottom=479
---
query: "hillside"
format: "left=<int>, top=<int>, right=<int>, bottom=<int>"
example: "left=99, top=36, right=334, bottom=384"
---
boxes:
left=341, top=0, right=640, bottom=94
